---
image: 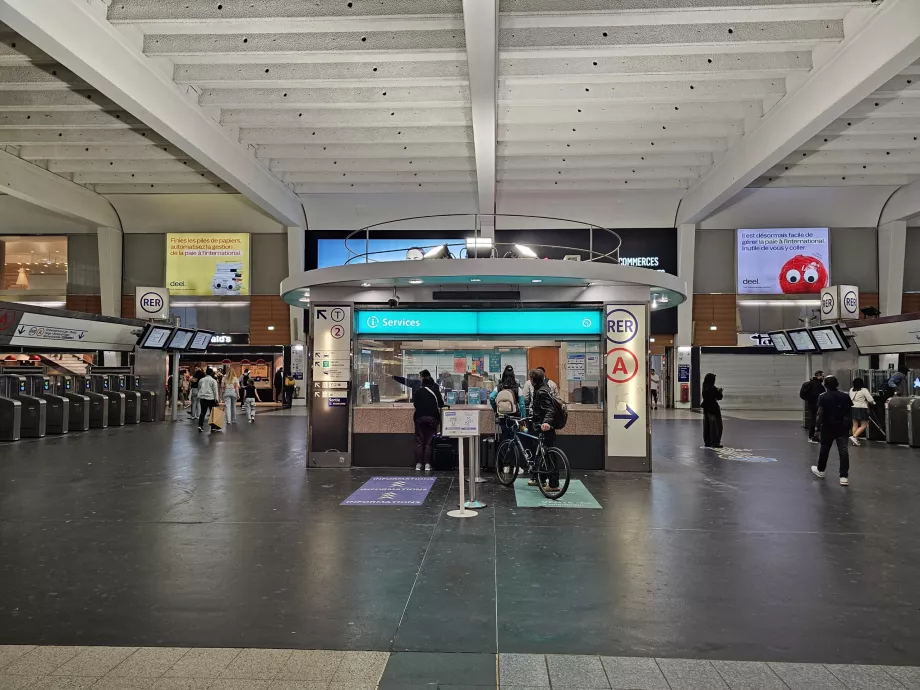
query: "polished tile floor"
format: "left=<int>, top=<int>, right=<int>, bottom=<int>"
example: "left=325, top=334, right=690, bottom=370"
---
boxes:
left=1, top=646, right=919, bottom=690
left=1, top=411, right=919, bottom=668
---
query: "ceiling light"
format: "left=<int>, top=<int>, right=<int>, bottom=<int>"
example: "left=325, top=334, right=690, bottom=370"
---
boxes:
left=409, top=279, right=424, bottom=284
left=531, top=279, right=542, bottom=283
left=514, top=244, right=538, bottom=259
left=466, top=237, right=493, bottom=258
left=470, top=278, right=481, bottom=282
left=709, top=323, right=718, bottom=331
left=649, top=337, right=656, bottom=343
left=267, top=325, right=275, bottom=331
left=423, top=244, right=449, bottom=259
left=361, top=282, right=371, bottom=287
left=299, top=297, right=309, bottom=302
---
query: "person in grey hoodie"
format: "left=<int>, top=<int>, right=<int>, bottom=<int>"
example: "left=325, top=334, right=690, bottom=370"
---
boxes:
left=197, top=367, right=221, bottom=432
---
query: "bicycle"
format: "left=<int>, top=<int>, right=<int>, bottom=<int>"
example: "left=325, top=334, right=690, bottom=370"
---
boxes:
left=495, top=416, right=571, bottom=500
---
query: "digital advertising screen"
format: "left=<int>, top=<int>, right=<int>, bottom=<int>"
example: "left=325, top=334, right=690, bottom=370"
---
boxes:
left=767, top=331, right=794, bottom=354
left=810, top=326, right=847, bottom=352
left=165, top=234, right=250, bottom=296
left=737, top=228, right=830, bottom=295
left=787, top=328, right=819, bottom=353
left=317, top=238, right=466, bottom=268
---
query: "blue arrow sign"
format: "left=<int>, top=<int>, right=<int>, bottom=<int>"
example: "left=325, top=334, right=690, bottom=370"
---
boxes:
left=614, top=405, right=640, bottom=429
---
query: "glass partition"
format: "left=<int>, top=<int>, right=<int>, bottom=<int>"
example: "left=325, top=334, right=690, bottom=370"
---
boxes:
left=0, top=236, right=68, bottom=305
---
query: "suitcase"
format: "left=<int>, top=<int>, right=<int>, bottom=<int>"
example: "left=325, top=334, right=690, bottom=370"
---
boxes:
left=432, top=435, right=458, bottom=471
left=480, top=436, right=496, bottom=472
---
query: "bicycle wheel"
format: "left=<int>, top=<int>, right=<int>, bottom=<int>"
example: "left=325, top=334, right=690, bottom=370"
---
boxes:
left=496, top=439, right=520, bottom=486
left=536, top=447, right=571, bottom=499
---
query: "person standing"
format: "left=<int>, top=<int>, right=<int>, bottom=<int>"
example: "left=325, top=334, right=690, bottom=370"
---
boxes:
left=522, top=366, right=558, bottom=413
left=282, top=372, right=296, bottom=408
left=528, top=368, right=560, bottom=491
left=811, top=375, right=853, bottom=486
left=799, top=370, right=826, bottom=444
left=197, top=367, right=221, bottom=432
left=649, top=368, right=661, bottom=409
left=222, top=368, right=239, bottom=425
left=188, top=368, right=203, bottom=420
left=412, top=370, right=444, bottom=471
left=178, top=371, right=190, bottom=410
left=241, top=372, right=257, bottom=423
left=273, top=368, right=284, bottom=403
left=848, top=377, right=874, bottom=446
left=701, top=373, right=724, bottom=448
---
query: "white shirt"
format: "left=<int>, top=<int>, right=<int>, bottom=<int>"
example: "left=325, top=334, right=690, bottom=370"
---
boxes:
left=849, top=388, right=874, bottom=409
left=198, top=375, right=219, bottom=401
left=649, top=374, right=660, bottom=391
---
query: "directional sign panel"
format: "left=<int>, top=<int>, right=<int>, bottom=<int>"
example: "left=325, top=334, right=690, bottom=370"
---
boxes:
left=5, top=312, right=141, bottom=351
left=313, top=305, right=351, bottom=353
left=605, top=304, right=649, bottom=470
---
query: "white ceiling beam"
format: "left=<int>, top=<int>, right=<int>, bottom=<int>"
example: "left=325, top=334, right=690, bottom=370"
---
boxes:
left=18, top=144, right=193, bottom=160
left=498, top=79, right=786, bottom=105
left=499, top=138, right=728, bottom=156
left=677, top=0, right=920, bottom=225
left=752, top=175, right=912, bottom=187
left=0, top=146, right=119, bottom=227
left=255, top=142, right=474, bottom=159
left=879, top=178, right=920, bottom=225
left=106, top=1, right=464, bottom=22
left=462, top=0, right=498, bottom=217
left=199, top=85, right=469, bottom=109
left=114, top=17, right=464, bottom=35
left=0, top=0, right=305, bottom=227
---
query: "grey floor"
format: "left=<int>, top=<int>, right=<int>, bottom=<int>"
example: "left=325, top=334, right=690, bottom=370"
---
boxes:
left=2, top=410, right=920, bottom=669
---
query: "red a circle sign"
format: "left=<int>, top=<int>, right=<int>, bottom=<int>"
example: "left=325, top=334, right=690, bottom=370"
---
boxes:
left=606, top=347, right=638, bottom=384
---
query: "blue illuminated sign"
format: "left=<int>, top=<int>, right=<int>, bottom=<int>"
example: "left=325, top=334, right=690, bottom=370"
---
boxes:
left=355, top=310, right=602, bottom=336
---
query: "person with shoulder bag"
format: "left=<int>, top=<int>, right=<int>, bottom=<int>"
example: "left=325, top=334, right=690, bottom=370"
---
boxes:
left=412, top=369, right=444, bottom=471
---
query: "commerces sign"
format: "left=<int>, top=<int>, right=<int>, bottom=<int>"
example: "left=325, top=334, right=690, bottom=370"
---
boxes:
left=737, top=228, right=830, bottom=295
left=165, top=233, right=251, bottom=296
left=355, top=310, right=601, bottom=336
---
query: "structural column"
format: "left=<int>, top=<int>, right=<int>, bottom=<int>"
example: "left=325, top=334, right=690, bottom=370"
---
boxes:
left=674, top=223, right=696, bottom=409
left=878, top=220, right=907, bottom=316
left=287, top=226, right=306, bottom=405
left=96, top=225, right=122, bottom=317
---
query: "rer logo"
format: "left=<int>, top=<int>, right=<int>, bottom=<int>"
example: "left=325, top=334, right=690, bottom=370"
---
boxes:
left=140, top=292, right=165, bottom=314
left=606, top=308, right=639, bottom=344
left=822, top=293, right=835, bottom=315
left=844, top=291, right=858, bottom=314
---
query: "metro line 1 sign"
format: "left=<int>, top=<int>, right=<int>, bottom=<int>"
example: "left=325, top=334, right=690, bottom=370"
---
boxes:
left=604, top=304, right=649, bottom=471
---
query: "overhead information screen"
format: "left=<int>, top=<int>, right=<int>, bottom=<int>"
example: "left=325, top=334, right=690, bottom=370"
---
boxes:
left=787, top=328, right=818, bottom=353
left=811, top=326, right=847, bottom=352
left=187, top=330, right=214, bottom=352
left=140, top=326, right=173, bottom=349
left=167, top=328, right=194, bottom=351
left=768, top=331, right=794, bottom=353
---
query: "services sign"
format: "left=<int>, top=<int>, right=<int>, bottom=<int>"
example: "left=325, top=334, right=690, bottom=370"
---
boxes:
left=604, top=304, right=648, bottom=470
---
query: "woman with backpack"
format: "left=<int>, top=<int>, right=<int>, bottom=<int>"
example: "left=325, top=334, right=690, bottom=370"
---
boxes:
left=412, top=369, right=444, bottom=471
left=489, top=365, right=527, bottom=440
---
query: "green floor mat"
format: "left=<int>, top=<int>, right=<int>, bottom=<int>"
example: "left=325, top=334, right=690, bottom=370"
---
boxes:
left=513, top=479, right=602, bottom=509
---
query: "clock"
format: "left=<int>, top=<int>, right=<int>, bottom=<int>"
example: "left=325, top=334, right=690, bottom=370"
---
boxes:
left=405, top=247, right=425, bottom=261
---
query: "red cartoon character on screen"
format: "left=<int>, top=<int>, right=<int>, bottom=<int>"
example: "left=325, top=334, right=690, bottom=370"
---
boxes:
left=779, top=254, right=828, bottom=294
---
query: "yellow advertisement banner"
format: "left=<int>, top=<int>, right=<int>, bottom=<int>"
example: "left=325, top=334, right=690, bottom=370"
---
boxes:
left=166, top=234, right=250, bottom=296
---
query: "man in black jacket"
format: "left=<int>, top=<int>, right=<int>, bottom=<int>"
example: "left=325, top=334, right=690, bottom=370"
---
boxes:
left=811, top=375, right=853, bottom=486
left=529, top=368, right=559, bottom=491
left=800, top=370, right=825, bottom=443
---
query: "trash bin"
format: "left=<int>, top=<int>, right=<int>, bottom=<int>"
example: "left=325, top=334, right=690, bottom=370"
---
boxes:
left=908, top=397, right=920, bottom=448
left=886, top=396, right=911, bottom=445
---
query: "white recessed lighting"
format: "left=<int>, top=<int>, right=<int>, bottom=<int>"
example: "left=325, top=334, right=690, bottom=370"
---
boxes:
left=299, top=297, right=309, bottom=302
left=361, top=282, right=371, bottom=287
left=267, top=325, right=275, bottom=331
left=470, top=278, right=481, bottom=282
left=409, top=279, right=423, bottom=284
left=531, top=279, right=542, bottom=283
left=650, top=337, right=656, bottom=343
left=709, top=323, right=718, bottom=331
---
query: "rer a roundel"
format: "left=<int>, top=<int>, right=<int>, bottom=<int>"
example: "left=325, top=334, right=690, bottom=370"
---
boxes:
left=606, top=347, right=638, bottom=384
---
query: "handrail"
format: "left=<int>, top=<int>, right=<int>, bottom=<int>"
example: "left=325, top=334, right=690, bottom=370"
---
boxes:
left=342, top=213, right=622, bottom=265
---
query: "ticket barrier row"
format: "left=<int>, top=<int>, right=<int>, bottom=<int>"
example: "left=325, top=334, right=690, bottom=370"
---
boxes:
left=0, top=373, right=157, bottom=442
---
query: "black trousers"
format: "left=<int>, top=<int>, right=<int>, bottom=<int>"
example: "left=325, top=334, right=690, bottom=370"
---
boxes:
left=703, top=409, right=723, bottom=447
left=198, top=399, right=215, bottom=428
left=414, top=416, right=438, bottom=467
left=807, top=404, right=819, bottom=439
left=818, top=435, right=850, bottom=478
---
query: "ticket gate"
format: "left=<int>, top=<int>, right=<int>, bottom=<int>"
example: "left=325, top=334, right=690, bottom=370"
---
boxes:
left=908, top=398, right=920, bottom=448
left=0, top=376, right=22, bottom=441
left=110, top=375, right=141, bottom=424
left=0, top=374, right=46, bottom=438
left=77, top=376, right=109, bottom=429
left=129, top=376, right=157, bottom=423
left=24, top=375, right=69, bottom=435
left=90, top=375, right=125, bottom=426
left=885, top=396, right=911, bottom=445
left=53, top=376, right=91, bottom=432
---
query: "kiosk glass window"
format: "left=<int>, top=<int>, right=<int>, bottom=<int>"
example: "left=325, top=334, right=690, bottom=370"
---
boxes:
left=0, top=236, right=68, bottom=303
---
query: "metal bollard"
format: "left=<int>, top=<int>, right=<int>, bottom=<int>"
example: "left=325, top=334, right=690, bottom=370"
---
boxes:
left=465, top=435, right=487, bottom=509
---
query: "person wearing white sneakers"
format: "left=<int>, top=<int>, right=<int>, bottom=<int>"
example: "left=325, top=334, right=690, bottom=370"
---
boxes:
left=811, top=376, right=854, bottom=486
left=412, top=369, right=443, bottom=472
left=848, top=377, right=874, bottom=446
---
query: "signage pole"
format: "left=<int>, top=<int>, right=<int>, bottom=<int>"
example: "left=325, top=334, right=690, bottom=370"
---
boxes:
left=448, top=439, right=476, bottom=518
left=170, top=351, right=180, bottom=422
left=465, top=435, right=486, bottom=509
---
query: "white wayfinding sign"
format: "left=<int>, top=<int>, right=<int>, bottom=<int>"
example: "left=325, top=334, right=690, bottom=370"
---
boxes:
left=605, top=304, right=649, bottom=470
left=135, top=287, right=170, bottom=320
left=313, top=306, right=351, bottom=352
left=820, top=285, right=860, bottom=322
left=441, top=409, right=480, bottom=437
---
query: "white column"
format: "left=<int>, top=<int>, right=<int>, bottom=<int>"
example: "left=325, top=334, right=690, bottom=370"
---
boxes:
left=878, top=220, right=907, bottom=316
left=96, top=225, right=122, bottom=317
left=287, top=226, right=305, bottom=340
left=674, top=223, right=696, bottom=409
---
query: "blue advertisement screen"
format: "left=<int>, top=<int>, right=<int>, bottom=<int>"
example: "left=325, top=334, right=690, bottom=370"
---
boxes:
left=318, top=239, right=466, bottom=267
left=356, top=310, right=602, bottom=336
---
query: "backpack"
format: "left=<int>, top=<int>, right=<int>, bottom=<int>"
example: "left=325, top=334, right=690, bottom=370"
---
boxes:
left=548, top=390, right=569, bottom=430
left=799, top=381, right=811, bottom=401
left=495, top=387, right=518, bottom=415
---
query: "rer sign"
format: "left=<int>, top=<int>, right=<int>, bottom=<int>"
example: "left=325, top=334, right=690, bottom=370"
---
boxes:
left=604, top=304, right=648, bottom=471
left=135, top=287, right=170, bottom=320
